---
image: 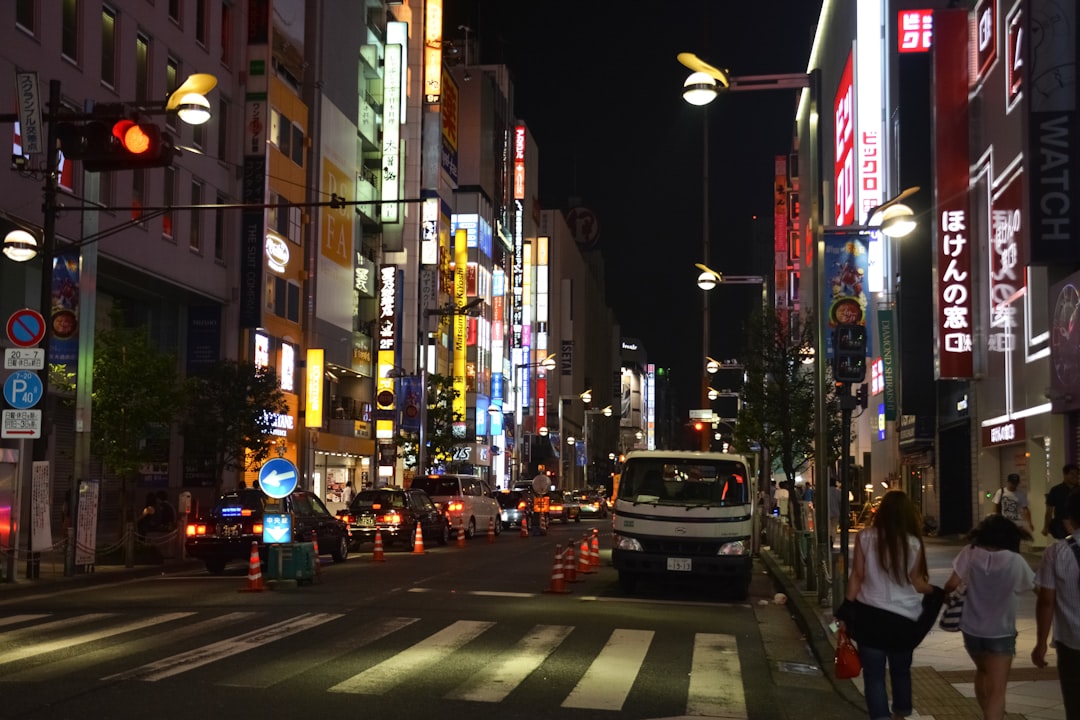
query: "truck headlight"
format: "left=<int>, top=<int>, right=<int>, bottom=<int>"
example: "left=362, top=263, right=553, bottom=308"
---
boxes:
left=718, top=540, right=748, bottom=556
left=614, top=534, right=643, bottom=552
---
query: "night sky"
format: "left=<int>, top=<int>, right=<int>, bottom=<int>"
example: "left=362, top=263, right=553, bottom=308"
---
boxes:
left=443, top=1, right=823, bottom=415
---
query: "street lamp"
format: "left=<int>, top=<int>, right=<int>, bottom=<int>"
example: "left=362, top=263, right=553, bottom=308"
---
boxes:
left=511, top=352, right=556, bottom=484
left=583, top=404, right=612, bottom=487
left=556, top=389, right=591, bottom=490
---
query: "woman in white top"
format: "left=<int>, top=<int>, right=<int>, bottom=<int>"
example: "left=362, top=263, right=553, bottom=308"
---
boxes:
left=944, top=514, right=1035, bottom=720
left=844, top=490, right=935, bottom=720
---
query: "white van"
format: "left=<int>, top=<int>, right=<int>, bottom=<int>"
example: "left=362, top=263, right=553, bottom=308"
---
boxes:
left=410, top=474, right=501, bottom=539
left=611, top=450, right=754, bottom=597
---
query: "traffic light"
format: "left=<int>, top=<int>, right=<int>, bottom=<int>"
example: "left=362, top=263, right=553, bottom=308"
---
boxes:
left=55, top=119, right=176, bottom=171
left=833, top=323, right=867, bottom=383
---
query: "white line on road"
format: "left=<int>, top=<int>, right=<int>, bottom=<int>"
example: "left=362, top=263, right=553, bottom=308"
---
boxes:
left=0, top=613, right=192, bottom=665
left=446, top=624, right=574, bottom=702
left=329, top=620, right=494, bottom=695
left=0, top=614, right=49, bottom=629
left=562, top=628, right=655, bottom=711
left=103, top=612, right=342, bottom=682
left=686, top=633, right=746, bottom=718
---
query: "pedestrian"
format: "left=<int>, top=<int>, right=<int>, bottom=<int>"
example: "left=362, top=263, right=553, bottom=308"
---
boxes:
left=342, top=480, right=355, bottom=504
left=802, top=481, right=815, bottom=504
left=1032, top=487, right=1080, bottom=719
left=136, top=492, right=157, bottom=535
left=993, top=473, right=1032, bottom=532
left=943, top=515, right=1035, bottom=720
left=1043, top=463, right=1080, bottom=540
left=774, top=481, right=790, bottom=524
left=155, top=490, right=176, bottom=530
left=838, top=490, right=937, bottom=720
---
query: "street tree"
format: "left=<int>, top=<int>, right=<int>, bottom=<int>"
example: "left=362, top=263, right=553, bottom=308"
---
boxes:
left=181, top=360, right=288, bottom=493
left=734, top=309, right=841, bottom=530
left=90, top=310, right=185, bottom=528
left=396, top=373, right=461, bottom=473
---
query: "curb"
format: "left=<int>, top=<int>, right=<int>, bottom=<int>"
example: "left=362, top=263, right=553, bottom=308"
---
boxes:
left=760, top=549, right=866, bottom=712
left=0, top=558, right=202, bottom=598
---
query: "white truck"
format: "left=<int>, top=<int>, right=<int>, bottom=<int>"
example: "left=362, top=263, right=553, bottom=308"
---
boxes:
left=611, top=450, right=754, bottom=597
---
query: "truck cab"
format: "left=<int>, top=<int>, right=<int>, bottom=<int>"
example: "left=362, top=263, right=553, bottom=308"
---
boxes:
left=611, top=450, right=754, bottom=597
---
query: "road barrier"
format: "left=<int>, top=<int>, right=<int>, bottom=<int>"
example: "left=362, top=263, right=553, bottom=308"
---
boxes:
left=544, top=544, right=569, bottom=594
left=578, top=537, right=594, bottom=574
left=457, top=516, right=466, bottom=547
left=372, top=529, right=386, bottom=562
left=564, top=544, right=579, bottom=583
left=520, top=515, right=529, bottom=538
left=412, top=522, right=425, bottom=554
left=310, top=530, right=322, bottom=577
left=239, top=541, right=264, bottom=593
left=590, top=528, right=601, bottom=568
left=487, top=517, right=495, bottom=543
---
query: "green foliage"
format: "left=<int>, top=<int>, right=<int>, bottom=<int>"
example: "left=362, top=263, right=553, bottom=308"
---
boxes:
left=180, top=360, right=288, bottom=492
left=395, top=373, right=462, bottom=473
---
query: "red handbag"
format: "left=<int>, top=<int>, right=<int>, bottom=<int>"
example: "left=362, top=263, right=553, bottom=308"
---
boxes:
left=834, top=626, right=862, bottom=679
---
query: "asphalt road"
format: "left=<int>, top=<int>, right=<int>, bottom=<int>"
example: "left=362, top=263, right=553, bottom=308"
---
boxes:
left=0, top=521, right=865, bottom=720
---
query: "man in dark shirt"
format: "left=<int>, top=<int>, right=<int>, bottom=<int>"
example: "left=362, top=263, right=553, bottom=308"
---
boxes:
left=1043, top=464, right=1080, bottom=539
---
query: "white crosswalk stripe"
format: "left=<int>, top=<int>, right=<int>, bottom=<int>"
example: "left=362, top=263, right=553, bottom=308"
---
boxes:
left=0, top=611, right=748, bottom=717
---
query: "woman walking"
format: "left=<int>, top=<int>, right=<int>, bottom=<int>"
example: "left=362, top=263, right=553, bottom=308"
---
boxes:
left=944, top=515, right=1034, bottom=720
left=841, top=490, right=936, bottom=720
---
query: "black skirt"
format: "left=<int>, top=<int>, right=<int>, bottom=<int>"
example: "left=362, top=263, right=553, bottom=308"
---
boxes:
left=837, top=586, right=945, bottom=651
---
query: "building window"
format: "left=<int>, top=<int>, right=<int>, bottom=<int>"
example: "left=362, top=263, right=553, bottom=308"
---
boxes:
left=216, top=98, right=229, bottom=159
left=195, top=0, right=207, bottom=45
left=165, top=57, right=179, bottom=132
left=101, top=7, right=116, bottom=86
left=62, top=0, right=78, bottom=61
left=135, top=33, right=150, bottom=103
left=192, top=122, right=205, bottom=149
left=190, top=180, right=203, bottom=251
left=290, top=123, right=304, bottom=167
left=269, top=277, right=301, bottom=323
left=168, top=0, right=180, bottom=24
left=270, top=109, right=289, bottom=157
left=288, top=206, right=302, bottom=244
left=16, top=0, right=35, bottom=35
left=214, top=193, right=226, bottom=261
left=220, top=3, right=232, bottom=66
left=162, top=166, right=175, bottom=238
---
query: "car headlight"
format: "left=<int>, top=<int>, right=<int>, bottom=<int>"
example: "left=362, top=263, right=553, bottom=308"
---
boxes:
left=718, top=540, right=748, bottom=556
left=614, top=534, right=643, bottom=552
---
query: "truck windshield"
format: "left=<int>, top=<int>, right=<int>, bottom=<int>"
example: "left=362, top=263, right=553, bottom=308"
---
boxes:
left=617, top=459, right=749, bottom=507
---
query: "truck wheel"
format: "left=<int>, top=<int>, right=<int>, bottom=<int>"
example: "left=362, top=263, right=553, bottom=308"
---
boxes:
left=618, top=571, right=638, bottom=593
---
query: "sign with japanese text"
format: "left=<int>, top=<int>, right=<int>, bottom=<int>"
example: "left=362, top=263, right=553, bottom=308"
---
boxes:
left=974, top=0, right=997, bottom=83
left=833, top=52, right=855, bottom=226
left=898, top=10, right=933, bottom=53
left=988, top=169, right=1025, bottom=353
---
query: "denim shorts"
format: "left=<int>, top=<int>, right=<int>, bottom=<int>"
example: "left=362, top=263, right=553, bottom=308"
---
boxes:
left=962, top=632, right=1016, bottom=655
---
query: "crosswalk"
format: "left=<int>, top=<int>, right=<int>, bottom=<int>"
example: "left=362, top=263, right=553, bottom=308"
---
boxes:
left=0, top=610, right=748, bottom=717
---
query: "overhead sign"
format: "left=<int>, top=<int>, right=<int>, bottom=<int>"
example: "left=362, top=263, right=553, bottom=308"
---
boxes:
left=4, top=347, right=45, bottom=370
left=6, top=309, right=46, bottom=348
left=262, top=513, right=292, bottom=544
left=4, top=371, right=43, bottom=409
left=15, top=71, right=43, bottom=155
left=258, top=457, right=299, bottom=499
left=1, top=408, right=41, bottom=438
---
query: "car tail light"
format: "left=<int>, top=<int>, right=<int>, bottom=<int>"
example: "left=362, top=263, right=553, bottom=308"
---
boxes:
left=447, top=498, right=464, bottom=512
left=186, top=523, right=207, bottom=536
left=340, top=514, right=354, bottom=524
left=378, top=511, right=402, bottom=525
left=550, top=503, right=563, bottom=512
left=253, top=523, right=263, bottom=534
left=517, top=501, right=527, bottom=511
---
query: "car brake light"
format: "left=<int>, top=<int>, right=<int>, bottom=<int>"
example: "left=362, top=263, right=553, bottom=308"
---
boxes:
left=378, top=512, right=401, bottom=525
left=342, top=514, right=354, bottom=524
left=551, top=504, right=563, bottom=512
left=517, top=501, right=527, bottom=510
left=447, top=499, right=464, bottom=512
left=241, top=509, right=253, bottom=516
left=253, top=523, right=263, bottom=534
left=186, top=524, right=207, bottom=536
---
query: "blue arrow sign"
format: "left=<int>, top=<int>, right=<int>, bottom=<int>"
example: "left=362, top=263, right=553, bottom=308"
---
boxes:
left=3, top=371, right=43, bottom=410
left=258, top=457, right=299, bottom=499
left=262, top=513, right=292, bottom=544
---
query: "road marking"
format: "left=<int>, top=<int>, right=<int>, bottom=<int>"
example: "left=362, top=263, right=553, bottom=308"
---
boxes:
left=329, top=620, right=494, bottom=695
left=0, top=613, right=115, bottom=645
left=0, top=614, right=49, bottom=629
left=104, top=612, right=342, bottom=681
left=219, top=616, right=418, bottom=688
left=446, top=624, right=574, bottom=702
left=562, top=628, right=654, bottom=710
left=686, top=633, right=746, bottom=718
left=0, top=613, right=192, bottom=666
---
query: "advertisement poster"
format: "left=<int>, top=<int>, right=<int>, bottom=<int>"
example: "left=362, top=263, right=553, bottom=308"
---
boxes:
left=74, top=478, right=100, bottom=567
left=823, top=228, right=870, bottom=358
left=30, top=461, right=51, bottom=551
left=49, top=251, right=80, bottom=369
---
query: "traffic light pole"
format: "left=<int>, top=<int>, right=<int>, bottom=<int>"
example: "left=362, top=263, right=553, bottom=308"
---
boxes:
left=836, top=385, right=856, bottom=606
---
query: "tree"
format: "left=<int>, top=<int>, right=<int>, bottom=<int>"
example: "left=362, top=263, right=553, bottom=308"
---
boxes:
left=396, top=373, right=461, bottom=473
left=180, top=360, right=288, bottom=493
left=91, top=310, right=185, bottom=527
left=734, top=309, right=840, bottom=530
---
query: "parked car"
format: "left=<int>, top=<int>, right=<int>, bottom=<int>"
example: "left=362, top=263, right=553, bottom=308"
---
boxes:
left=185, top=489, right=350, bottom=574
left=496, top=490, right=532, bottom=528
left=573, top=490, right=608, bottom=519
left=338, top=487, right=450, bottom=549
left=545, top=490, right=581, bottom=523
left=409, top=474, right=502, bottom=539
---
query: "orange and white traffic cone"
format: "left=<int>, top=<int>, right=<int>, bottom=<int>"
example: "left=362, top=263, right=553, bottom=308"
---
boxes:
left=540, top=512, right=548, bottom=535
left=456, top=516, right=466, bottom=547
left=310, top=530, right=322, bottom=576
left=578, top=537, right=593, bottom=574
left=372, top=529, right=386, bottom=562
left=487, top=516, right=496, bottom=543
left=412, top=521, right=425, bottom=554
left=564, top=544, right=580, bottom=583
left=239, top=541, right=264, bottom=593
left=520, top=514, right=529, bottom=538
left=544, top=544, right=570, bottom=594
left=590, top=528, right=601, bottom=568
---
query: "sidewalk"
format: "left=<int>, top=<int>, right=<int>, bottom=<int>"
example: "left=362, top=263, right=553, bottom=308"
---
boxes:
left=762, top=534, right=1065, bottom=720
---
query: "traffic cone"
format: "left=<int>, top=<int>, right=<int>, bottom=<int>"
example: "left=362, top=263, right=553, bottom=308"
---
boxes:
left=412, top=521, right=425, bottom=554
left=310, top=530, right=322, bottom=576
left=487, top=516, right=496, bottom=543
left=456, top=515, right=466, bottom=547
left=564, top=544, right=580, bottom=583
left=590, top=528, right=601, bottom=568
left=239, top=541, right=264, bottom=593
left=540, top=512, right=548, bottom=535
left=578, top=537, right=593, bottom=574
left=520, top=514, right=529, bottom=538
left=372, top=529, right=386, bottom=562
left=544, top=544, right=570, bottom=594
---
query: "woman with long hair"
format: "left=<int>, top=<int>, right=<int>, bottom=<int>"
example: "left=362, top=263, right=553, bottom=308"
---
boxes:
left=842, top=490, right=936, bottom=720
left=944, top=514, right=1034, bottom=720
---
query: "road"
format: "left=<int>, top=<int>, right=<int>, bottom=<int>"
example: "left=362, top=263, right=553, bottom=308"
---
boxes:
left=0, top=520, right=864, bottom=720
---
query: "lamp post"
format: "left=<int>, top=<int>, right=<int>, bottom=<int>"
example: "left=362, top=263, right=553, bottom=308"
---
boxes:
left=583, top=404, right=612, bottom=488
left=556, top=389, right=591, bottom=490
left=510, top=352, right=556, bottom=485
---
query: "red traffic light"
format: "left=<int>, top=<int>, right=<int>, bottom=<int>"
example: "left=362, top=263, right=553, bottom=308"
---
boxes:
left=112, top=120, right=153, bottom=155
left=55, top=119, right=175, bottom=171
left=693, top=421, right=704, bottom=431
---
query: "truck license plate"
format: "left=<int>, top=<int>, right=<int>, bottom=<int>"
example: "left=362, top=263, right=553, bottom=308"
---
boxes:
left=667, top=557, right=692, bottom=572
